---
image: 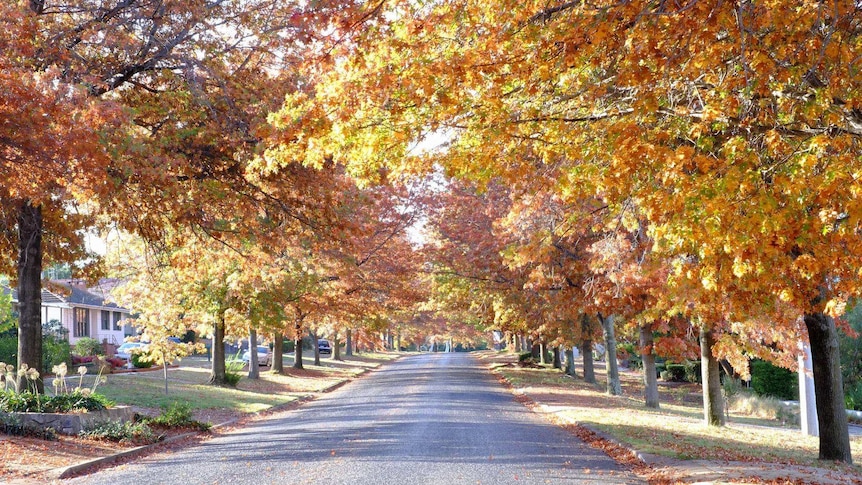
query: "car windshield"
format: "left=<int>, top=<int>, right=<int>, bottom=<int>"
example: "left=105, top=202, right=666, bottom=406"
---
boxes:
left=257, top=346, right=268, bottom=353
left=118, top=343, right=140, bottom=350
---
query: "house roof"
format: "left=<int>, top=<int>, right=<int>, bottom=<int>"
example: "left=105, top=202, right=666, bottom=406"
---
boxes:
left=3, top=279, right=130, bottom=312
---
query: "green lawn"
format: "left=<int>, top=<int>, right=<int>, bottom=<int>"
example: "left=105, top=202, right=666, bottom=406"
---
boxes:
left=95, top=372, right=299, bottom=412
left=68, top=352, right=399, bottom=413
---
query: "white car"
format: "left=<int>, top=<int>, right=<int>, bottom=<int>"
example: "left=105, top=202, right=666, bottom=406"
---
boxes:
left=115, top=342, right=147, bottom=361
left=242, top=346, right=271, bottom=366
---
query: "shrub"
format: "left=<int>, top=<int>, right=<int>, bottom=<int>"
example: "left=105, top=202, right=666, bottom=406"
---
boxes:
left=684, top=360, right=702, bottom=383
left=74, top=337, right=103, bottom=357
left=131, top=352, right=153, bottom=369
left=751, top=359, right=798, bottom=400
left=627, top=354, right=644, bottom=370
left=0, top=389, right=112, bottom=413
left=43, top=334, right=71, bottom=371
left=146, top=402, right=211, bottom=431
left=0, top=335, right=16, bottom=366
left=722, top=376, right=744, bottom=402
left=845, top=382, right=862, bottom=411
left=80, top=420, right=158, bottom=445
left=661, top=363, right=688, bottom=382
left=224, top=352, right=244, bottom=386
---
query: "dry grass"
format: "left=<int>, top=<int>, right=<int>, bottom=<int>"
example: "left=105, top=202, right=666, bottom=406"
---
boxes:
left=729, top=393, right=800, bottom=424
left=478, top=351, right=862, bottom=478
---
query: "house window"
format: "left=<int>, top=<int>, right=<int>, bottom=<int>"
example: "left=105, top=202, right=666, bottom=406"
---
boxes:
left=113, top=311, right=122, bottom=331
left=74, top=308, right=90, bottom=338
left=101, top=310, right=110, bottom=331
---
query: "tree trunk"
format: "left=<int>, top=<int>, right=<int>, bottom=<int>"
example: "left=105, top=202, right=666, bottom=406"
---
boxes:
left=346, top=328, right=353, bottom=357
left=565, top=347, right=577, bottom=377
left=805, top=312, right=853, bottom=463
left=581, top=314, right=595, bottom=384
left=272, top=333, right=284, bottom=374
left=640, top=325, right=659, bottom=409
left=209, top=311, right=227, bottom=385
left=293, top=317, right=304, bottom=370
left=247, top=329, right=259, bottom=379
left=333, top=331, right=342, bottom=361
left=552, top=346, right=562, bottom=369
left=514, top=333, right=522, bottom=352
left=396, top=330, right=401, bottom=352
left=17, top=201, right=43, bottom=392
left=531, top=342, right=541, bottom=360
left=311, top=328, right=320, bottom=366
left=600, top=314, right=621, bottom=396
left=700, top=327, right=725, bottom=426
left=539, top=340, right=547, bottom=365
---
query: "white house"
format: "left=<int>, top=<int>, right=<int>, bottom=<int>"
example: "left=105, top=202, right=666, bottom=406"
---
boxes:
left=6, top=279, right=135, bottom=346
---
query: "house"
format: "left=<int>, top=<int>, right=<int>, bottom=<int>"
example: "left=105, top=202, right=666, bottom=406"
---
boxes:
left=5, top=279, right=135, bottom=346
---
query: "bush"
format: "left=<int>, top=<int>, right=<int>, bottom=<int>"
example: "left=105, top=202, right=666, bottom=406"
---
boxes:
left=722, top=376, right=744, bottom=402
left=282, top=340, right=295, bottom=353
left=80, top=420, right=158, bottom=445
left=845, top=382, right=862, bottom=411
left=43, top=334, right=71, bottom=371
left=146, top=402, right=211, bottom=431
left=0, top=335, right=16, bottom=365
left=74, top=337, right=103, bottom=357
left=224, top=352, right=243, bottom=387
left=0, top=389, right=112, bottom=413
left=751, top=359, right=798, bottom=400
left=684, top=360, right=702, bottom=384
left=131, top=352, right=153, bottom=369
left=661, top=363, right=688, bottom=382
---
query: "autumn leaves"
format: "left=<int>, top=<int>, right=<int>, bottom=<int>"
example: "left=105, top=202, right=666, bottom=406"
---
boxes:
left=3, top=0, right=860, bottom=464
left=265, top=0, right=860, bottom=463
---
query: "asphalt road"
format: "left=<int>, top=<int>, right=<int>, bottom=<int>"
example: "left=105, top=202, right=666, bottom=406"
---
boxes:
left=69, top=352, right=644, bottom=484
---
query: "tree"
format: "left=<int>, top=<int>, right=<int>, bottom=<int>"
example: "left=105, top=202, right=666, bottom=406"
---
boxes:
left=9, top=0, right=365, bottom=391
left=270, top=0, right=859, bottom=462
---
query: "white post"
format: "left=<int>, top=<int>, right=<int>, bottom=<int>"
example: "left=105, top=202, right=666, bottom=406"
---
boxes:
left=798, top=340, right=818, bottom=437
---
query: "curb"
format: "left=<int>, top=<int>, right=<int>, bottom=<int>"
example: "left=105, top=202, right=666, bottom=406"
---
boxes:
left=49, top=430, right=200, bottom=480
left=48, top=365, right=377, bottom=479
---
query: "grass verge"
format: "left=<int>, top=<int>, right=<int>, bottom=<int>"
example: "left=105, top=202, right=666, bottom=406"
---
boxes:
left=478, top=351, right=862, bottom=478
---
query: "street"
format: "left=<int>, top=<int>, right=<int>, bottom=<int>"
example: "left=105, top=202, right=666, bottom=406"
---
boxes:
left=69, top=352, right=644, bottom=484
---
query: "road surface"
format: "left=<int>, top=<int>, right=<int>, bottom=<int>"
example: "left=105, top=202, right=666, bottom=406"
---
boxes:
left=69, top=352, right=644, bottom=484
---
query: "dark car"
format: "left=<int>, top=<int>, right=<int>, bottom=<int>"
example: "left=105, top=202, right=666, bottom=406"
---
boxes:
left=318, top=339, right=332, bottom=355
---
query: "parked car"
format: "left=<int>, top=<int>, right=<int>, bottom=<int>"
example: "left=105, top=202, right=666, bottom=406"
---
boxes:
left=318, top=339, right=332, bottom=356
left=242, top=345, right=271, bottom=366
left=115, top=342, right=147, bottom=361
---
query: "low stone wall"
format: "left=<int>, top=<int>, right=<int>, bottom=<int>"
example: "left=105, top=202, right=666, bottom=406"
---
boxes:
left=4, top=406, right=134, bottom=435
